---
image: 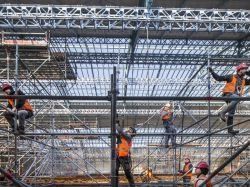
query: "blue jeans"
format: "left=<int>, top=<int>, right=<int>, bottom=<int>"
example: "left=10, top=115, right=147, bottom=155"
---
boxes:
left=223, top=93, right=240, bottom=117
left=163, top=121, right=176, bottom=146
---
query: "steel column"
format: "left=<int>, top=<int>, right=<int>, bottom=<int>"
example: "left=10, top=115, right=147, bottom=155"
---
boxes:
left=110, top=67, right=117, bottom=187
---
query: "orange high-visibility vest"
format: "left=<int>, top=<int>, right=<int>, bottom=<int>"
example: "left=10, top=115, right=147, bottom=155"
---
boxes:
left=117, top=137, right=132, bottom=157
left=8, top=99, right=33, bottom=112
left=194, top=178, right=212, bottom=187
left=162, top=111, right=173, bottom=121
left=223, top=75, right=245, bottom=96
left=183, top=163, right=192, bottom=177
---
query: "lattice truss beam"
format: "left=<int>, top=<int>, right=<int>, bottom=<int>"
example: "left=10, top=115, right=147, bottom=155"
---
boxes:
left=0, top=5, right=249, bottom=32
left=0, top=5, right=249, bottom=185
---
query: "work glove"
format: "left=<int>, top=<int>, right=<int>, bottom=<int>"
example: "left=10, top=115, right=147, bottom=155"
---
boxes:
left=178, top=170, right=183, bottom=173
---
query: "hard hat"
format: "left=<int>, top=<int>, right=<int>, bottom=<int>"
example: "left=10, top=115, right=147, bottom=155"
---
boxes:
left=2, top=83, right=12, bottom=92
left=164, top=103, right=172, bottom=108
left=236, top=63, right=248, bottom=72
left=196, top=161, right=209, bottom=169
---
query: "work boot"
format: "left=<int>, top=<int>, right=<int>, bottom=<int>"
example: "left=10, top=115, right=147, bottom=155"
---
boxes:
left=18, top=125, right=25, bottom=135
left=10, top=124, right=19, bottom=134
left=227, top=116, right=239, bottom=135
left=218, top=111, right=226, bottom=122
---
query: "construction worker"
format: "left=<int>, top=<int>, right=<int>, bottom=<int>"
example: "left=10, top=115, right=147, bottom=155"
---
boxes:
left=2, top=83, right=33, bottom=134
left=178, top=157, right=193, bottom=187
left=209, top=63, right=250, bottom=135
left=116, top=124, right=136, bottom=187
left=160, top=103, right=177, bottom=148
left=194, top=161, right=212, bottom=187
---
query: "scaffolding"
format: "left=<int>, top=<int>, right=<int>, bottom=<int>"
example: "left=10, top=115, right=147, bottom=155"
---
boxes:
left=0, top=1, right=249, bottom=187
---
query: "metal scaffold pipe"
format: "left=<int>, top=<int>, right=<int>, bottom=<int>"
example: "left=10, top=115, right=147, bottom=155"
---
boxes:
left=110, top=67, right=118, bottom=186
left=207, top=55, right=212, bottom=170
left=2, top=95, right=250, bottom=101
left=199, top=141, right=250, bottom=187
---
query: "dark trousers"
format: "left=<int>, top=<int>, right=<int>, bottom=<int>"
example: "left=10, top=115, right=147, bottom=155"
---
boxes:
left=116, top=156, right=135, bottom=187
left=183, top=176, right=191, bottom=187
left=3, top=110, right=32, bottom=130
left=163, top=121, right=177, bottom=146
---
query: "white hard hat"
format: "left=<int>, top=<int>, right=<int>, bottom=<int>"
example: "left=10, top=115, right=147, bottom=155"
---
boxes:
left=164, top=103, right=171, bottom=107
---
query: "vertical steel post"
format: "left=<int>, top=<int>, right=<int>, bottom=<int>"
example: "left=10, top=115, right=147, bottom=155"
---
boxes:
left=207, top=55, right=211, bottom=169
left=230, top=137, right=233, bottom=173
left=6, top=48, right=10, bottom=81
left=179, top=110, right=185, bottom=170
left=110, top=67, right=117, bottom=187
left=14, top=44, right=19, bottom=177
left=174, top=148, right=177, bottom=186
left=51, top=101, right=55, bottom=183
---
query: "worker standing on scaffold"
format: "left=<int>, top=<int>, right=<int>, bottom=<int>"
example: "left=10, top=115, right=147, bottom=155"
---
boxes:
left=116, top=120, right=137, bottom=187
left=2, top=83, right=33, bottom=134
left=160, top=102, right=177, bottom=148
left=178, top=157, right=193, bottom=187
left=209, top=63, right=250, bottom=135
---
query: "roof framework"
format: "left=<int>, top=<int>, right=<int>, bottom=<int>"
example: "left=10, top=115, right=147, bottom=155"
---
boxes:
left=0, top=1, right=249, bottom=186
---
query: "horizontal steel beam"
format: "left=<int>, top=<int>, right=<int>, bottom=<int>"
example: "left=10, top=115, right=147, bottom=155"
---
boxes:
left=52, top=37, right=236, bottom=46
left=68, top=53, right=250, bottom=65
left=1, top=95, right=250, bottom=101
left=28, top=109, right=250, bottom=116
left=18, top=133, right=250, bottom=136
left=0, top=5, right=249, bottom=32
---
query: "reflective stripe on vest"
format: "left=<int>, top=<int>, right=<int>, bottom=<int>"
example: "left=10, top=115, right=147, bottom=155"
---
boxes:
left=183, top=163, right=192, bottom=177
left=8, top=99, right=33, bottom=111
left=117, top=137, right=132, bottom=157
left=223, top=75, right=245, bottom=96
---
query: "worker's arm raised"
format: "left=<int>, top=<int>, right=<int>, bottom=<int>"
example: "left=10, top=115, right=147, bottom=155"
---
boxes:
left=209, top=68, right=232, bottom=82
left=116, top=124, right=132, bottom=141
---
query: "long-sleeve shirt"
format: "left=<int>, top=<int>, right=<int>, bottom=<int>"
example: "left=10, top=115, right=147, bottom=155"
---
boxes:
left=116, top=124, right=132, bottom=142
left=7, top=90, right=26, bottom=110
left=210, top=71, right=250, bottom=85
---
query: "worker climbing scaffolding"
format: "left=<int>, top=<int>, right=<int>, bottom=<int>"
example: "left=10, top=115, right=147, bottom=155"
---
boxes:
left=208, top=62, right=250, bottom=135
left=1, top=83, right=33, bottom=134
left=160, top=102, right=178, bottom=148
left=116, top=121, right=137, bottom=187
